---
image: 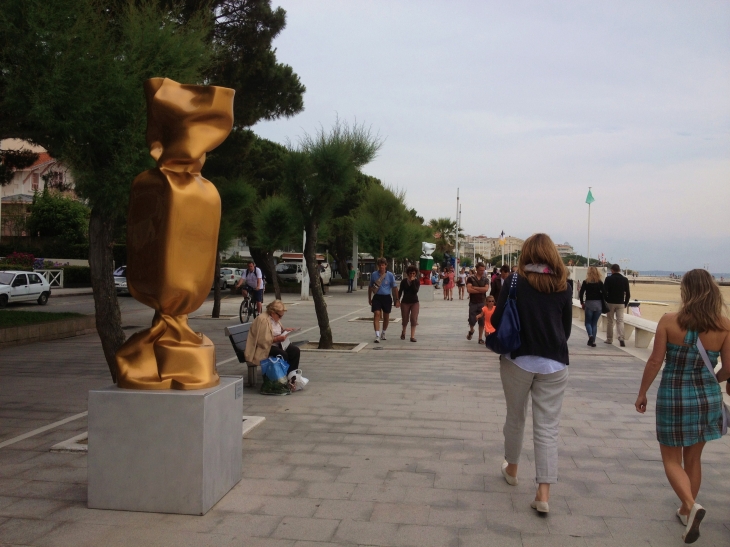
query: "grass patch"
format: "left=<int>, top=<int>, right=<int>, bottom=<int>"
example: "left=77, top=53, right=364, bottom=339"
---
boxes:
left=0, top=310, right=85, bottom=328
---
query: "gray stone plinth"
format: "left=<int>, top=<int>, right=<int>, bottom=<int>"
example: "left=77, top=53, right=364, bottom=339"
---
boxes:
left=87, top=376, right=243, bottom=515
left=419, top=285, right=435, bottom=301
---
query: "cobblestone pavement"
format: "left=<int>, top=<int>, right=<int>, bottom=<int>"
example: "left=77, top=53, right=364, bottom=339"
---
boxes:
left=1, top=286, right=728, bottom=546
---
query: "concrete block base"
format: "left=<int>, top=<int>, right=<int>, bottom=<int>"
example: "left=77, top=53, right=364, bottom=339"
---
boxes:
left=88, top=376, right=243, bottom=515
left=419, top=286, right=435, bottom=302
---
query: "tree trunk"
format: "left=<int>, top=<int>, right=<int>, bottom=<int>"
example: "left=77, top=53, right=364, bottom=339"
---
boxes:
left=304, top=222, right=333, bottom=349
left=265, top=250, right=281, bottom=300
left=88, top=206, right=125, bottom=383
left=380, top=238, right=384, bottom=259
left=332, top=232, right=350, bottom=281
left=212, top=251, right=221, bottom=318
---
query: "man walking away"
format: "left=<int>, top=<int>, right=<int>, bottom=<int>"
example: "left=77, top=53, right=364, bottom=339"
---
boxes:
left=347, top=263, right=356, bottom=293
left=369, top=258, right=399, bottom=343
left=491, top=265, right=510, bottom=303
left=466, top=262, right=490, bottom=344
left=604, top=264, right=631, bottom=346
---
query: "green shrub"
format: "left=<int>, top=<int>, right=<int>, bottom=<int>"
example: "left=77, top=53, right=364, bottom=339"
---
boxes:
left=62, top=266, right=91, bottom=287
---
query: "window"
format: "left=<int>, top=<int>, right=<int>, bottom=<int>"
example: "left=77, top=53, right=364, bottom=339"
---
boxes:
left=12, top=274, right=28, bottom=287
left=28, top=274, right=43, bottom=284
left=31, top=173, right=40, bottom=191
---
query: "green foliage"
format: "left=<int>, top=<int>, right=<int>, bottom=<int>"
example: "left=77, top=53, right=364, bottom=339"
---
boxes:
left=251, top=195, right=297, bottom=253
left=214, top=176, right=257, bottom=252
left=0, top=149, right=38, bottom=186
left=62, top=266, right=92, bottom=287
left=27, top=190, right=90, bottom=244
left=0, top=0, right=212, bottom=217
left=460, top=256, right=473, bottom=268
left=428, top=217, right=458, bottom=254
left=285, top=120, right=383, bottom=229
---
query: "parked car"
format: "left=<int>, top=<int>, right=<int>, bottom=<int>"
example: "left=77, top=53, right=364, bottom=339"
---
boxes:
left=219, top=267, right=243, bottom=289
left=114, top=266, right=129, bottom=295
left=115, top=266, right=224, bottom=293
left=0, top=270, right=52, bottom=308
left=275, top=262, right=331, bottom=285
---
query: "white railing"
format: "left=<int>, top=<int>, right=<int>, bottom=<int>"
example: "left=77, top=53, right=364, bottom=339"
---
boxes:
left=36, top=269, right=64, bottom=288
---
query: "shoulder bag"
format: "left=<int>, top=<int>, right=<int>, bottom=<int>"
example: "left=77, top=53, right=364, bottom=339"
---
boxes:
left=484, top=273, right=521, bottom=355
left=696, top=337, right=729, bottom=436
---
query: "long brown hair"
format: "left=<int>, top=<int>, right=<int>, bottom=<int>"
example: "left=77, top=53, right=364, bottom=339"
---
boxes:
left=517, top=233, right=567, bottom=293
left=677, top=269, right=727, bottom=332
left=586, top=266, right=602, bottom=284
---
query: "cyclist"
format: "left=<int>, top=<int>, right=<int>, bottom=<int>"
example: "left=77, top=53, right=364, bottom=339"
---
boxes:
left=236, top=261, right=264, bottom=315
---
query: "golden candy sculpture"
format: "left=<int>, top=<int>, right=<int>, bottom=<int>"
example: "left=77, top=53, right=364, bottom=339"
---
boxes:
left=115, top=78, right=235, bottom=390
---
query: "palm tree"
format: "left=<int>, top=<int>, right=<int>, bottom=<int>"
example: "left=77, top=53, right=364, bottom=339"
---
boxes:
left=428, top=217, right=457, bottom=254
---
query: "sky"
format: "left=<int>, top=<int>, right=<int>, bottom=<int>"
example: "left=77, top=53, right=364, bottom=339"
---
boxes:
left=252, top=1, right=730, bottom=272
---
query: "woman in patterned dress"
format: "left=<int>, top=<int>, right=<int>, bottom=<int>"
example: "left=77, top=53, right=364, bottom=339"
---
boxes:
left=635, top=269, right=730, bottom=544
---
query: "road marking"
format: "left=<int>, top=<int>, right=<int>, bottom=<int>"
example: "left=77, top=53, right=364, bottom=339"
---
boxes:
left=3, top=306, right=369, bottom=450
left=0, top=412, right=88, bottom=449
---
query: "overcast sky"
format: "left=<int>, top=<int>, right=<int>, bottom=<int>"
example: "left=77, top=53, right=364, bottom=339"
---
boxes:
left=253, top=1, right=730, bottom=272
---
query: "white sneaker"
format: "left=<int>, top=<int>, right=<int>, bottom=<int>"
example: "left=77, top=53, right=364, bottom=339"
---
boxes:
left=374, top=337, right=380, bottom=344
left=682, top=503, right=705, bottom=543
left=676, top=508, right=688, bottom=526
left=381, top=332, right=387, bottom=341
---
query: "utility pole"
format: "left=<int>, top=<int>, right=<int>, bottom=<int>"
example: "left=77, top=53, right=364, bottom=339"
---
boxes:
left=300, top=230, right=309, bottom=301
left=454, top=189, right=459, bottom=268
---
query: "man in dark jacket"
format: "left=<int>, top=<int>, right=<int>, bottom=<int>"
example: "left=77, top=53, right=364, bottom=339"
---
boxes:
left=490, top=265, right=510, bottom=303
left=603, top=264, right=630, bottom=346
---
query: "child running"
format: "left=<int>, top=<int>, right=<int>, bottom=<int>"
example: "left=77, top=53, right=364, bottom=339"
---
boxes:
left=476, top=296, right=497, bottom=335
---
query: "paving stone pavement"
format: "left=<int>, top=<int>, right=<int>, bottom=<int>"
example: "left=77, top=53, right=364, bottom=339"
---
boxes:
left=1, top=285, right=729, bottom=546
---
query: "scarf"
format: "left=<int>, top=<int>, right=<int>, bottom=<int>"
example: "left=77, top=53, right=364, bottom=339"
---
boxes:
left=524, top=263, right=554, bottom=274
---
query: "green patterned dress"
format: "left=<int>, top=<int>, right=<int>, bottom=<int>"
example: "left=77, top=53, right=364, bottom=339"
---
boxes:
left=656, top=330, right=723, bottom=447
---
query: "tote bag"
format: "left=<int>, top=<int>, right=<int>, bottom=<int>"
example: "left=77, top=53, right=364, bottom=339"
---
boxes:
left=484, top=274, right=521, bottom=355
left=697, top=338, right=729, bottom=436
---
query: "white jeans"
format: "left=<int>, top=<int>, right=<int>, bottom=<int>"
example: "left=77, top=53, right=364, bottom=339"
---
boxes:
left=499, top=356, right=568, bottom=484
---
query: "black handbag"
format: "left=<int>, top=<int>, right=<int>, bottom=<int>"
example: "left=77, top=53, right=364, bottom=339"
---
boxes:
left=484, top=274, right=521, bottom=355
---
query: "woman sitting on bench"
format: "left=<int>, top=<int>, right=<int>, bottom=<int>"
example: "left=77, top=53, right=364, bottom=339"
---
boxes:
left=244, top=300, right=300, bottom=375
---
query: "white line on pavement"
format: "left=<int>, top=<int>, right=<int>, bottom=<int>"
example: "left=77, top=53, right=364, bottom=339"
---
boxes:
left=0, top=411, right=89, bottom=449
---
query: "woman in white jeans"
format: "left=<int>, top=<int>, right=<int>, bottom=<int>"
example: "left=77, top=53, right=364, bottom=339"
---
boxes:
left=490, top=234, right=573, bottom=514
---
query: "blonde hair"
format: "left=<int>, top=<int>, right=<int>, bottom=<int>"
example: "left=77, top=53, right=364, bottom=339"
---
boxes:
left=586, top=266, right=602, bottom=284
left=266, top=300, right=287, bottom=316
left=517, top=233, right=567, bottom=293
left=677, top=269, right=727, bottom=332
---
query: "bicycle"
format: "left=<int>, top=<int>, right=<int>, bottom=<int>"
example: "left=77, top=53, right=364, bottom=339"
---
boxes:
left=239, top=291, right=259, bottom=323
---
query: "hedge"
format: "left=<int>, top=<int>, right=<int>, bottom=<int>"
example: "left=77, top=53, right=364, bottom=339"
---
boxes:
left=62, top=266, right=92, bottom=287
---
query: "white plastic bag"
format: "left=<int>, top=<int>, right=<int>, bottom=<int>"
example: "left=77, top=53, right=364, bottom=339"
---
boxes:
left=287, top=369, right=309, bottom=391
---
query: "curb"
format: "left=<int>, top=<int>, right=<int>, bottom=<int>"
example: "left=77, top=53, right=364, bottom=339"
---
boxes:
left=0, top=315, right=97, bottom=348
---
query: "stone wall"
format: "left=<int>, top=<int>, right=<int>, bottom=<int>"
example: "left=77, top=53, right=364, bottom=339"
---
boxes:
left=0, top=315, right=96, bottom=348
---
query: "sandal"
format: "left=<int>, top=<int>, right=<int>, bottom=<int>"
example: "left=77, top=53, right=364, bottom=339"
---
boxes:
left=400, top=332, right=406, bottom=340
left=410, top=338, right=417, bottom=343
left=466, top=330, right=474, bottom=340
left=478, top=339, right=484, bottom=344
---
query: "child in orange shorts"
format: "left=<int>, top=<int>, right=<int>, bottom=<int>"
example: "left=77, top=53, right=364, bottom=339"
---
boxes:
left=476, top=295, right=497, bottom=336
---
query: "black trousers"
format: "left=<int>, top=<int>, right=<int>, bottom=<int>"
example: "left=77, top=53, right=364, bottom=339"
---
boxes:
left=268, top=344, right=300, bottom=374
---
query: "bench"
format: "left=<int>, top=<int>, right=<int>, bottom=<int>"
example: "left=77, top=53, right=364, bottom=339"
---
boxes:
left=224, top=323, right=258, bottom=387
left=572, top=300, right=657, bottom=348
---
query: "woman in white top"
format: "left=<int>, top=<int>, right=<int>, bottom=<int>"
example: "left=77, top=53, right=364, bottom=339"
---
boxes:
left=457, top=267, right=467, bottom=300
left=246, top=300, right=300, bottom=375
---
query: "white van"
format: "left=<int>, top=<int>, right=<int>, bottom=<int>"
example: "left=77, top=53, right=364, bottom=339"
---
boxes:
left=276, top=262, right=331, bottom=285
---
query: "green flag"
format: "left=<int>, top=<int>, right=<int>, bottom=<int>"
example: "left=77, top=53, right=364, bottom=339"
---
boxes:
left=585, top=189, right=595, bottom=204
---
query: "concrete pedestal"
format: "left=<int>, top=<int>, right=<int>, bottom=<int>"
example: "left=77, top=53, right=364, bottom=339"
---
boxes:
left=419, top=284, right=435, bottom=302
left=88, top=376, right=243, bottom=515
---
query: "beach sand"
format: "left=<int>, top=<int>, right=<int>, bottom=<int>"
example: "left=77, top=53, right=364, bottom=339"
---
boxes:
left=627, top=283, right=730, bottom=323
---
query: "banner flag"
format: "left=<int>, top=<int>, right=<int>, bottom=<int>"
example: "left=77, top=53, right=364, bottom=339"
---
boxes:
left=585, top=189, right=595, bottom=204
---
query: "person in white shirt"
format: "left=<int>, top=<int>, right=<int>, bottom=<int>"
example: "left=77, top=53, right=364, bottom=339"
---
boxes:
left=235, top=261, right=264, bottom=314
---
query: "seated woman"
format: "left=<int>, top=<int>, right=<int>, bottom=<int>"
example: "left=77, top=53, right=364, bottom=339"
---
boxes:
left=244, top=300, right=300, bottom=376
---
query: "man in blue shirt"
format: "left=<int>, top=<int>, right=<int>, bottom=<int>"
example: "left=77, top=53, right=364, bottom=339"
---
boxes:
left=368, top=257, right=400, bottom=343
